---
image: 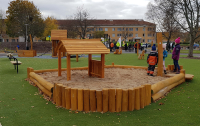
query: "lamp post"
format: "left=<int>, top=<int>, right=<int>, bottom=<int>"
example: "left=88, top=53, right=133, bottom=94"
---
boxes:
left=25, top=24, right=28, bottom=50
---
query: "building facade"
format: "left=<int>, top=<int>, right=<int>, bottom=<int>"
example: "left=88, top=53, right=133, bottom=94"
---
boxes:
left=57, top=19, right=156, bottom=43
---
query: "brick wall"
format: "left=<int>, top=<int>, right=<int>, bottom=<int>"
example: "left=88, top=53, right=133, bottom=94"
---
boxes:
left=0, top=42, right=52, bottom=53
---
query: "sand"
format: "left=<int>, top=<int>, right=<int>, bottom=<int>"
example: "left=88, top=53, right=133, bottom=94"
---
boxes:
left=37, top=68, right=168, bottom=90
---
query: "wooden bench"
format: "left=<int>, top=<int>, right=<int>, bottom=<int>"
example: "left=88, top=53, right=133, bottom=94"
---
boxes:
left=10, top=57, right=22, bottom=73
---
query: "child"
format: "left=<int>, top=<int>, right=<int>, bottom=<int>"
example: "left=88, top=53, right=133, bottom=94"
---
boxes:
left=147, top=44, right=158, bottom=76
left=172, top=37, right=181, bottom=74
left=163, top=44, right=168, bottom=74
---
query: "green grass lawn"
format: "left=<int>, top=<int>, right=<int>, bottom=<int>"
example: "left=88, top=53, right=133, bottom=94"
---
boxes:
left=0, top=53, right=200, bottom=126
left=180, top=49, right=200, bottom=54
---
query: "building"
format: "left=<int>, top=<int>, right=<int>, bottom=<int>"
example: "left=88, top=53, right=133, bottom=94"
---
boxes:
left=57, top=19, right=156, bottom=43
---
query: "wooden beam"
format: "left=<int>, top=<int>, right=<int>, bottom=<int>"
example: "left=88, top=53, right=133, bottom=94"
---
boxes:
left=67, top=54, right=71, bottom=81
left=101, top=54, right=105, bottom=78
left=157, top=32, right=163, bottom=76
left=88, top=54, right=92, bottom=76
left=58, top=49, right=61, bottom=76
left=29, top=34, right=33, bottom=50
left=76, top=54, right=78, bottom=62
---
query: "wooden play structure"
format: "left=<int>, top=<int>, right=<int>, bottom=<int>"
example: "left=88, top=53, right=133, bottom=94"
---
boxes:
left=16, top=35, right=37, bottom=57
left=114, top=49, right=122, bottom=54
left=138, top=50, right=145, bottom=59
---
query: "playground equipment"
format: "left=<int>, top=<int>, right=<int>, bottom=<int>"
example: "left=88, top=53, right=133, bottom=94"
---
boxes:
left=16, top=35, right=37, bottom=57
left=138, top=50, right=145, bottom=60
left=114, top=49, right=122, bottom=54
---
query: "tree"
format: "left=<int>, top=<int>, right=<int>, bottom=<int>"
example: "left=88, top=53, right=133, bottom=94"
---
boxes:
left=5, top=0, right=45, bottom=43
left=146, top=0, right=181, bottom=51
left=0, top=9, right=6, bottom=36
left=120, top=27, right=133, bottom=42
left=170, top=0, right=200, bottom=57
left=72, top=6, right=94, bottom=39
left=93, top=31, right=105, bottom=38
left=43, top=16, right=58, bottom=37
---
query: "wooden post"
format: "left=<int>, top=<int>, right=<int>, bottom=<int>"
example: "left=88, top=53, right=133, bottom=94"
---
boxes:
left=180, top=65, right=183, bottom=70
left=84, top=89, right=90, bottom=112
left=27, top=67, right=33, bottom=78
left=67, top=54, right=71, bottom=81
left=58, top=50, right=61, bottom=76
left=102, top=88, right=108, bottom=113
left=128, top=88, right=135, bottom=111
left=53, top=84, right=57, bottom=103
left=88, top=54, right=92, bottom=76
left=90, top=90, right=96, bottom=112
left=65, top=87, right=71, bottom=110
left=122, top=89, right=128, bottom=112
left=71, top=88, right=78, bottom=111
left=56, top=84, right=63, bottom=106
left=96, top=90, right=103, bottom=112
left=140, top=86, right=145, bottom=109
left=62, top=86, right=66, bottom=108
left=29, top=34, right=33, bottom=50
left=78, top=89, right=83, bottom=111
left=151, top=41, right=153, bottom=47
left=109, top=89, right=115, bottom=112
left=157, top=32, right=163, bottom=76
left=116, top=88, right=122, bottom=112
left=101, top=54, right=105, bottom=78
left=144, top=84, right=151, bottom=106
left=76, top=54, right=79, bottom=62
left=135, top=88, right=140, bottom=110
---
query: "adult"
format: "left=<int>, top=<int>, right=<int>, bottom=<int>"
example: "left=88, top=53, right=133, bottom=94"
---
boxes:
left=134, top=41, right=141, bottom=53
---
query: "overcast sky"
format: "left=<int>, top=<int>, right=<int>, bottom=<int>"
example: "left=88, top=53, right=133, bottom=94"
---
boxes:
left=0, top=0, right=153, bottom=20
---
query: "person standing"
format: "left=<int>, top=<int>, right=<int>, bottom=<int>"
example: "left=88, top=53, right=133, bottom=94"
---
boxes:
left=147, top=44, right=158, bottom=76
left=172, top=37, right=181, bottom=74
left=110, top=42, right=114, bottom=52
left=163, top=44, right=168, bottom=74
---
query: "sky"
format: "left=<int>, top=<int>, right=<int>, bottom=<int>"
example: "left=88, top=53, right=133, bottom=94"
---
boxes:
left=0, top=0, right=153, bottom=20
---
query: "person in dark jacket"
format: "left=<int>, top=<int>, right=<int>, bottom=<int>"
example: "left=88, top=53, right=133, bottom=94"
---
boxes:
left=125, top=42, right=128, bottom=52
left=134, top=41, right=141, bottom=53
left=172, top=37, right=181, bottom=74
left=147, top=44, right=158, bottom=76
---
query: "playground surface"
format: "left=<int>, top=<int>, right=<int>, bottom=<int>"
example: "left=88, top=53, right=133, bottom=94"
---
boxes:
left=38, top=68, right=167, bottom=90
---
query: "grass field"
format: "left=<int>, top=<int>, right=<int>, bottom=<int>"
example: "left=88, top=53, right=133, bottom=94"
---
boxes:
left=180, top=49, right=200, bottom=54
left=0, top=53, right=200, bottom=126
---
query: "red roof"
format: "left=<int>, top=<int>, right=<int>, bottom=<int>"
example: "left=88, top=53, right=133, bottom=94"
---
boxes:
left=57, top=19, right=155, bottom=27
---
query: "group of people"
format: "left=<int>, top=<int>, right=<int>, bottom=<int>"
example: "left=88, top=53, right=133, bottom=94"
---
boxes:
left=147, top=37, right=181, bottom=76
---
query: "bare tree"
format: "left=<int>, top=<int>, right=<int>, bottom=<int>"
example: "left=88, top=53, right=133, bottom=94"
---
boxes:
left=120, top=27, right=133, bottom=42
left=170, top=0, right=200, bottom=57
left=146, top=0, right=181, bottom=51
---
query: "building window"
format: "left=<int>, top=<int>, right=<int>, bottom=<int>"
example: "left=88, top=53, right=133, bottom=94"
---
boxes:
left=143, top=34, right=145, bottom=37
left=105, top=28, right=108, bottom=31
left=143, top=28, right=145, bottom=31
left=143, top=39, right=145, bottom=42
left=112, top=34, right=115, bottom=37
left=148, top=39, right=152, bottom=42
left=112, top=28, right=115, bottom=31
left=129, top=28, right=133, bottom=31
left=126, top=28, right=128, bottom=31
left=148, top=28, right=152, bottom=31
left=99, top=28, right=103, bottom=31
left=148, top=34, right=152, bottom=37
left=135, top=34, right=138, bottom=37
left=91, top=28, right=94, bottom=31
left=12, top=39, right=15, bottom=42
left=96, top=28, right=98, bottom=31
left=117, top=34, right=121, bottom=37
left=129, top=34, right=133, bottom=37
left=136, top=28, right=138, bottom=31
left=117, top=28, right=121, bottom=31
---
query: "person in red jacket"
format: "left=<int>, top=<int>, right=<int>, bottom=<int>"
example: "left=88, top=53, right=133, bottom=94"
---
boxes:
left=147, top=44, right=158, bottom=76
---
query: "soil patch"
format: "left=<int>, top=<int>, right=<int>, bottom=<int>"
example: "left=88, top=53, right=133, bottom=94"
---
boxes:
left=38, top=68, right=168, bottom=90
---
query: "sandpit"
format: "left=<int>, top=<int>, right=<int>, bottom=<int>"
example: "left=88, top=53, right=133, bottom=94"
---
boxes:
left=37, top=68, right=168, bottom=90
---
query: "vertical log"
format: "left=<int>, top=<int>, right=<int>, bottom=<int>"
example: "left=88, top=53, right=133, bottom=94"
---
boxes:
left=128, top=88, right=135, bottom=111
left=65, top=87, right=71, bottom=110
left=167, top=65, right=171, bottom=71
left=78, top=89, right=83, bottom=111
left=109, top=89, right=115, bottom=112
left=122, top=89, right=128, bottom=112
left=180, top=65, right=183, bottom=70
left=62, top=86, right=66, bottom=108
left=116, top=88, right=122, bottom=112
left=140, top=86, right=145, bottom=109
left=90, top=90, right=96, bottom=112
left=67, top=54, right=71, bottom=81
left=58, top=49, right=61, bottom=76
left=53, top=84, right=57, bottom=103
left=27, top=67, right=30, bottom=78
left=96, top=90, right=103, bottom=112
left=102, top=88, right=108, bottom=113
left=135, top=88, right=140, bottom=110
left=171, top=65, right=174, bottom=71
left=71, top=88, right=78, bottom=111
left=157, top=32, right=163, bottom=76
left=180, top=69, right=186, bottom=82
left=101, top=54, right=105, bottom=78
left=88, top=54, right=92, bottom=76
left=76, top=54, right=78, bottom=62
left=144, top=84, right=151, bottom=106
left=84, top=89, right=90, bottom=112
left=56, top=84, right=63, bottom=106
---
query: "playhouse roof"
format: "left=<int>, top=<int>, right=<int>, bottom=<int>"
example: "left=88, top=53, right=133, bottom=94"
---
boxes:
left=51, top=30, right=67, bottom=40
left=57, top=39, right=110, bottom=54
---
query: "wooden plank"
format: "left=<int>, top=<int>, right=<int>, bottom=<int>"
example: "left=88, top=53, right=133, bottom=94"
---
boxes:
left=109, top=89, right=115, bottom=112
left=122, top=89, right=128, bottom=112
left=116, top=88, right=122, bottom=112
left=84, top=89, right=90, bottom=112
left=65, top=87, right=71, bottom=109
left=96, top=90, right=103, bottom=112
left=71, top=88, right=78, bottom=111
left=102, top=88, right=108, bottom=113
left=90, top=90, right=96, bottom=112
left=101, top=54, right=105, bottom=78
left=157, top=32, right=163, bottom=76
left=78, top=89, right=83, bottom=111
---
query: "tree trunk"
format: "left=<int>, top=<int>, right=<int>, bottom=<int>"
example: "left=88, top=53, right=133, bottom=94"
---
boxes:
left=188, top=35, right=194, bottom=57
